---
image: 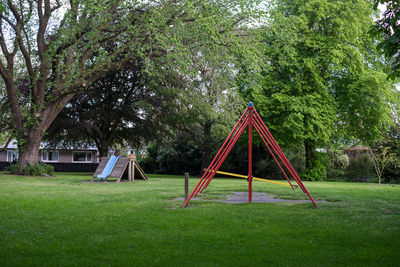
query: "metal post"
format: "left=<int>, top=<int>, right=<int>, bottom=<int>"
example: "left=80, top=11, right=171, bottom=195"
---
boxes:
left=184, top=173, right=189, bottom=202
left=248, top=103, right=253, bottom=203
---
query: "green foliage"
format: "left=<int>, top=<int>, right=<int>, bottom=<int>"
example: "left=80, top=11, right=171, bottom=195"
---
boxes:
left=301, top=152, right=327, bottom=181
left=140, top=135, right=202, bottom=175
left=241, top=0, right=396, bottom=176
left=345, top=153, right=374, bottom=180
left=333, top=69, right=394, bottom=145
left=371, top=125, right=400, bottom=183
left=336, top=154, right=350, bottom=169
left=371, top=0, right=400, bottom=79
left=326, top=150, right=349, bottom=179
left=7, top=163, right=54, bottom=176
left=46, top=62, right=166, bottom=157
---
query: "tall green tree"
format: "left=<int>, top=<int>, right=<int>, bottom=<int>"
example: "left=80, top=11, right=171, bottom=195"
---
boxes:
left=135, top=6, right=264, bottom=174
left=244, top=0, right=395, bottom=180
left=0, top=0, right=262, bottom=173
left=45, top=61, right=169, bottom=157
left=169, top=46, right=247, bottom=173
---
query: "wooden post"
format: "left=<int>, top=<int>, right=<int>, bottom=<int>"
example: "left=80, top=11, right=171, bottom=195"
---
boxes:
left=184, top=172, right=189, bottom=202
left=128, top=159, right=132, bottom=182
left=129, top=155, right=136, bottom=182
left=132, top=160, right=135, bottom=181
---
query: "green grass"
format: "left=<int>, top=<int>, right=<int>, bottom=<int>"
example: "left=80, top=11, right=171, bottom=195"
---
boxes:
left=0, top=172, right=399, bottom=266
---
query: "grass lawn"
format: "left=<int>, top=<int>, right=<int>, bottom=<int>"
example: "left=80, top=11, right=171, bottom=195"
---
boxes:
left=0, top=172, right=399, bottom=266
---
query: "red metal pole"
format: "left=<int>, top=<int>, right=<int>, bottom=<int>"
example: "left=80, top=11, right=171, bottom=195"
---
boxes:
left=201, top=107, right=249, bottom=178
left=252, top=111, right=306, bottom=190
left=248, top=104, right=253, bottom=203
left=252, top=120, right=295, bottom=190
left=190, top=108, right=249, bottom=198
left=196, top=112, right=250, bottom=195
left=184, top=103, right=318, bottom=208
left=253, top=109, right=318, bottom=207
left=200, top=114, right=249, bottom=193
left=252, top=115, right=301, bottom=191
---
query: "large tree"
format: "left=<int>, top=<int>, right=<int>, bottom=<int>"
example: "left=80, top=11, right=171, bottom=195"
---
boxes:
left=45, top=61, right=168, bottom=157
left=169, top=46, right=247, bottom=173
left=146, top=22, right=263, bottom=174
left=243, top=0, right=395, bottom=179
left=0, top=0, right=262, bottom=172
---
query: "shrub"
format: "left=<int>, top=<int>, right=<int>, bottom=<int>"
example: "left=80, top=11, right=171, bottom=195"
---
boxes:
left=345, top=152, right=374, bottom=180
left=327, top=168, right=346, bottom=180
left=301, top=161, right=327, bottom=181
left=7, top=163, right=54, bottom=176
left=301, top=152, right=327, bottom=181
left=326, top=150, right=349, bottom=179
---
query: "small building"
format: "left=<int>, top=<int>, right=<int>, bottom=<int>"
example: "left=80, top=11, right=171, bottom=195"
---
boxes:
left=0, top=141, right=100, bottom=172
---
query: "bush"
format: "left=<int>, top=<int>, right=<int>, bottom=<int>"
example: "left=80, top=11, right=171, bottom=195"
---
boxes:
left=345, top=152, right=374, bottom=180
left=301, top=161, right=327, bottom=181
left=301, top=152, right=327, bottom=181
left=326, top=150, right=349, bottom=179
left=7, top=163, right=54, bottom=176
left=327, top=168, right=346, bottom=180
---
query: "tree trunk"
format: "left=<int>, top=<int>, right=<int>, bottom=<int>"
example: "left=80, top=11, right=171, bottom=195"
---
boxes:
left=16, top=95, right=74, bottom=173
left=17, top=128, right=44, bottom=172
left=304, top=139, right=316, bottom=170
left=200, top=121, right=212, bottom=175
left=98, top=142, right=111, bottom=157
left=201, top=148, right=211, bottom=175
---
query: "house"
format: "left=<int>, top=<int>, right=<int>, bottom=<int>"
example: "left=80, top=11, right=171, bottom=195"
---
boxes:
left=0, top=141, right=100, bottom=172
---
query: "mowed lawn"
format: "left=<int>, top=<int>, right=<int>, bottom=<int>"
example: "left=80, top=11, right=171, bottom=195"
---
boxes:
left=0, top=172, right=399, bottom=266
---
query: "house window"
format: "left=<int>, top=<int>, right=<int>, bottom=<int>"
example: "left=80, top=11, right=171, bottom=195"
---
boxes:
left=42, top=150, right=59, bottom=162
left=7, top=150, right=18, bottom=162
left=73, top=151, right=92, bottom=162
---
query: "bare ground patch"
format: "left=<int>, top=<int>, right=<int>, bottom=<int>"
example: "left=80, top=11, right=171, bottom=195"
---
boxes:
left=175, top=191, right=326, bottom=204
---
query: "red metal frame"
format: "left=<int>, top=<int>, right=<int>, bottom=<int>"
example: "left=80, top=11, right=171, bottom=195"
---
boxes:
left=199, top=114, right=249, bottom=193
left=183, top=103, right=318, bottom=208
left=192, top=110, right=249, bottom=197
left=248, top=105, right=253, bottom=202
left=252, top=119, right=295, bottom=190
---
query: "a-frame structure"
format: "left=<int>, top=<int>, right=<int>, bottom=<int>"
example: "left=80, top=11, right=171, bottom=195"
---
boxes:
left=184, top=103, right=318, bottom=208
left=92, top=157, right=148, bottom=182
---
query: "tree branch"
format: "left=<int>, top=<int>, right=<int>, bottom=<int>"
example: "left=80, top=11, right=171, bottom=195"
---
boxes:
left=0, top=136, right=12, bottom=153
left=6, top=1, right=35, bottom=80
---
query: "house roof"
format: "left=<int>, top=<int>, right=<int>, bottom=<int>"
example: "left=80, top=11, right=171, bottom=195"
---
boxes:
left=343, top=145, right=370, bottom=152
left=6, top=140, right=98, bottom=151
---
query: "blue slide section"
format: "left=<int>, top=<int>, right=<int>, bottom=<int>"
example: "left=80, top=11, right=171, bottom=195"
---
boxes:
left=97, top=155, right=120, bottom=181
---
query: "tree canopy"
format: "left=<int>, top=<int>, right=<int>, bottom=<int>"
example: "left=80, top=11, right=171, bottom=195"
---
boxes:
left=45, top=61, right=169, bottom=157
left=240, top=0, right=396, bottom=180
left=0, top=0, right=263, bottom=172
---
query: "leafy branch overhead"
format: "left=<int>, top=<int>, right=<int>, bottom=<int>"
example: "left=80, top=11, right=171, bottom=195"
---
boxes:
left=371, top=0, right=400, bottom=79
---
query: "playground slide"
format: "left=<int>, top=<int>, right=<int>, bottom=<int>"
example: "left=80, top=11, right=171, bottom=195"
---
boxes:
left=97, top=155, right=120, bottom=181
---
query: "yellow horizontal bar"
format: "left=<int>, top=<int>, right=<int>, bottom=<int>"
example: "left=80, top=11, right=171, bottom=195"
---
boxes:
left=204, top=169, right=292, bottom=187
